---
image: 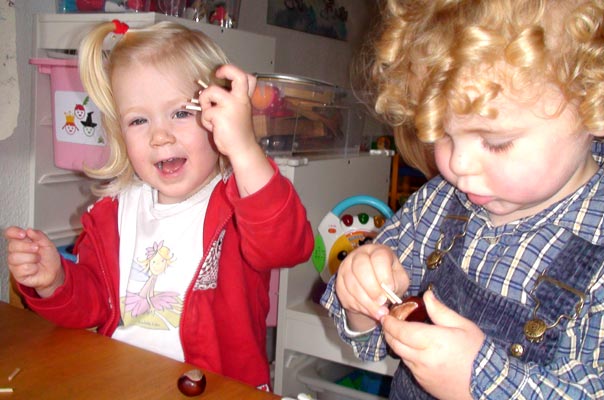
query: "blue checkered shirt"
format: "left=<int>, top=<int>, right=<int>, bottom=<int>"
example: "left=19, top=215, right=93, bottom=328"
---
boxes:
left=321, top=141, right=604, bottom=399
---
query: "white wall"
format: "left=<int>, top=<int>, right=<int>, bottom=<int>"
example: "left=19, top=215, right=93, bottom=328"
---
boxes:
left=238, top=0, right=373, bottom=87
left=0, top=1, right=54, bottom=302
left=0, top=0, right=373, bottom=302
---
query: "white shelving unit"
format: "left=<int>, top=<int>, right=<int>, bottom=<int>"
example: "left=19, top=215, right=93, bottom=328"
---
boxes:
left=274, top=154, right=399, bottom=398
left=30, top=13, right=275, bottom=245
left=35, top=13, right=275, bottom=74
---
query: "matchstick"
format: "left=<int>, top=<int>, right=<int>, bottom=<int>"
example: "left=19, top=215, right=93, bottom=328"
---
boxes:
left=380, top=282, right=403, bottom=304
left=7, top=367, right=20, bottom=381
left=185, top=104, right=202, bottom=112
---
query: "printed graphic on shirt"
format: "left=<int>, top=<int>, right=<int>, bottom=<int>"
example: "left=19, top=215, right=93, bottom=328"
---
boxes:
left=193, top=229, right=224, bottom=290
left=120, top=240, right=183, bottom=329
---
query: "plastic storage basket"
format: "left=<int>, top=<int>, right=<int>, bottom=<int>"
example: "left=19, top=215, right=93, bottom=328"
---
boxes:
left=297, top=359, right=390, bottom=400
left=31, top=58, right=109, bottom=172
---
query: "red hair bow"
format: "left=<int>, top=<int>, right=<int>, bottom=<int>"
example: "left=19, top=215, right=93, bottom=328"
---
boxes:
left=112, top=19, right=129, bottom=34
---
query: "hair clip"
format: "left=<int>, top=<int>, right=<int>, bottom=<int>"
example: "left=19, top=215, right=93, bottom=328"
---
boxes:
left=112, top=19, right=129, bottom=35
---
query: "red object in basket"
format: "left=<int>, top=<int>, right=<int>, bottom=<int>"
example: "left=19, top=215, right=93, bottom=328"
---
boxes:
left=127, top=0, right=150, bottom=11
left=76, top=0, right=105, bottom=11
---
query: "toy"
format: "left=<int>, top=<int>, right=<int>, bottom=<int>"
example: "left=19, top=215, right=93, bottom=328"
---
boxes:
left=312, top=195, right=394, bottom=283
left=209, top=5, right=229, bottom=26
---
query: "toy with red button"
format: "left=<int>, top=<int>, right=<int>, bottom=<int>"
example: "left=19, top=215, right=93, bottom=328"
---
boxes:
left=312, top=195, right=394, bottom=283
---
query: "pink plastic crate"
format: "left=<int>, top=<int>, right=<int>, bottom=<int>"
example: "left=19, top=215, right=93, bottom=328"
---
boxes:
left=31, top=58, right=109, bottom=172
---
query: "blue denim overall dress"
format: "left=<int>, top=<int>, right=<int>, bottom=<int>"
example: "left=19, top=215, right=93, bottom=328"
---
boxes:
left=389, top=199, right=602, bottom=400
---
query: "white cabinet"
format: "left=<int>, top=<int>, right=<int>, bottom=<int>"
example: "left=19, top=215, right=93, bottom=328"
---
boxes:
left=35, top=13, right=275, bottom=74
left=274, top=154, right=399, bottom=397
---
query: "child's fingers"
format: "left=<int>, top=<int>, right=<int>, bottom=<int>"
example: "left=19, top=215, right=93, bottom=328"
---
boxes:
left=422, top=290, right=451, bottom=326
left=246, top=73, right=257, bottom=97
left=352, top=245, right=407, bottom=302
left=25, top=228, right=54, bottom=248
left=7, top=237, right=39, bottom=256
left=7, top=251, right=42, bottom=272
left=214, top=64, right=252, bottom=100
left=4, top=226, right=28, bottom=240
left=7, top=241, right=41, bottom=259
left=382, top=316, right=432, bottom=360
left=336, top=270, right=388, bottom=320
left=336, top=247, right=399, bottom=320
left=365, top=247, right=401, bottom=290
left=344, top=249, right=386, bottom=302
left=383, top=314, right=436, bottom=348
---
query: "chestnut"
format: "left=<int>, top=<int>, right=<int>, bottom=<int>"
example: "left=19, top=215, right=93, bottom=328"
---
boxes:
left=178, top=369, right=207, bottom=397
left=390, top=295, right=431, bottom=323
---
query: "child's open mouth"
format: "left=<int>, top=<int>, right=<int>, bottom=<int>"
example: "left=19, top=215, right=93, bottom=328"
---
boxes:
left=156, top=157, right=186, bottom=174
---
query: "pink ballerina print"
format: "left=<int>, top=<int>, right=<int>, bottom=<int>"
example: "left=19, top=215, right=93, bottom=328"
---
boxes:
left=121, top=240, right=182, bottom=329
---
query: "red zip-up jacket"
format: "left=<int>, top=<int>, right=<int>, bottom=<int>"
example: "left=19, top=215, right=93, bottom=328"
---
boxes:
left=18, top=162, right=314, bottom=388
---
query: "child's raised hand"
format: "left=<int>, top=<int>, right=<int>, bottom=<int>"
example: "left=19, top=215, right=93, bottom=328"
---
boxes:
left=4, top=226, right=64, bottom=298
left=381, top=290, right=485, bottom=400
left=197, top=64, right=273, bottom=197
left=335, top=244, right=410, bottom=331
left=197, top=64, right=258, bottom=160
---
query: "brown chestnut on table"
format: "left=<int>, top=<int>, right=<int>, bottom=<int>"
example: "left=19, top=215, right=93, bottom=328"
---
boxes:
left=389, top=295, right=431, bottom=323
left=178, top=369, right=207, bottom=397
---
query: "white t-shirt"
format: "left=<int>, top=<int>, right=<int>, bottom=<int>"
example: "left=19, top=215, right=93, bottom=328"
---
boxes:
left=112, top=176, right=220, bottom=361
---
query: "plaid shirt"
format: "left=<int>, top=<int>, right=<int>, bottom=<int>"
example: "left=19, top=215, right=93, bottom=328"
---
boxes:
left=322, top=141, right=604, bottom=399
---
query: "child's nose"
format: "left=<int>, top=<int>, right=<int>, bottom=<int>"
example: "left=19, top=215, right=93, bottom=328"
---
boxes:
left=150, top=124, right=176, bottom=146
left=449, top=146, right=479, bottom=176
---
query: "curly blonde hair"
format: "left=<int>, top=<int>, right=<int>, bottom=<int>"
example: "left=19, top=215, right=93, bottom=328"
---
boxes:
left=354, top=0, right=604, bottom=177
left=78, top=21, right=230, bottom=197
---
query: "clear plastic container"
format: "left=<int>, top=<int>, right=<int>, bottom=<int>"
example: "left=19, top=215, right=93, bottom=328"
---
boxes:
left=252, top=74, right=364, bottom=156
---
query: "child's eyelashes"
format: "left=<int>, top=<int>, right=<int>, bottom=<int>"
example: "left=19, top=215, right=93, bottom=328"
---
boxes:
left=482, top=140, right=514, bottom=153
left=174, top=110, right=194, bottom=119
left=123, top=110, right=193, bottom=127
left=128, top=117, right=147, bottom=127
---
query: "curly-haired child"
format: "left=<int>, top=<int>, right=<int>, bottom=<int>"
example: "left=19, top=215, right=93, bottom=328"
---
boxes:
left=322, top=1, right=604, bottom=398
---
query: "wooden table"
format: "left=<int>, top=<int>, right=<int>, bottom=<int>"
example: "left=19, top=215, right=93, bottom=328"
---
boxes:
left=0, top=301, right=280, bottom=399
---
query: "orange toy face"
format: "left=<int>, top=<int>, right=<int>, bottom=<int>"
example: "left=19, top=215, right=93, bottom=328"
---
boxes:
left=327, top=230, right=376, bottom=276
left=251, top=84, right=278, bottom=111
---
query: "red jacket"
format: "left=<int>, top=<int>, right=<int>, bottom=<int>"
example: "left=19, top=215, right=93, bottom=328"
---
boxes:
left=19, top=163, right=314, bottom=388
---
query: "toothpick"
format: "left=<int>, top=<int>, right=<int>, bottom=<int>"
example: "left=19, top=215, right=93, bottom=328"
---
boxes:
left=380, top=282, right=402, bottom=304
left=0, top=388, right=13, bottom=393
left=7, top=368, right=20, bottom=381
left=197, top=79, right=208, bottom=89
left=185, top=104, right=202, bottom=112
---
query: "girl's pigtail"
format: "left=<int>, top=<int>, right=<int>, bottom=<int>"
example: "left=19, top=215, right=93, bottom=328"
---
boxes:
left=78, top=21, right=133, bottom=191
left=78, top=21, right=123, bottom=123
